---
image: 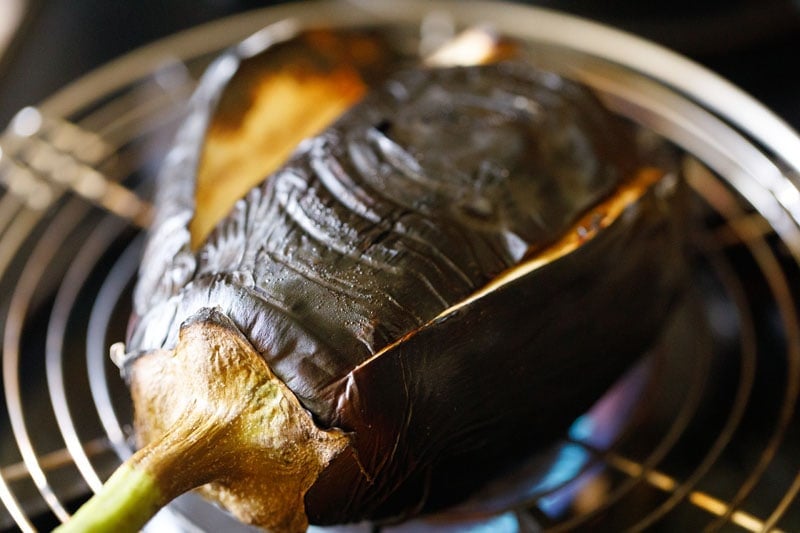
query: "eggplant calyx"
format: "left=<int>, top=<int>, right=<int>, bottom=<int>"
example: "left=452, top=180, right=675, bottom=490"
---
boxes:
left=58, top=308, right=348, bottom=533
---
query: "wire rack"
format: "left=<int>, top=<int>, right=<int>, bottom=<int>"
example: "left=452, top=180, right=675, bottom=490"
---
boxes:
left=0, top=2, right=799, bottom=532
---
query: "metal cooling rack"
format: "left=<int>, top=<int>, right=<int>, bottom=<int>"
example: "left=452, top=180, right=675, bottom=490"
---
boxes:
left=0, top=2, right=799, bottom=532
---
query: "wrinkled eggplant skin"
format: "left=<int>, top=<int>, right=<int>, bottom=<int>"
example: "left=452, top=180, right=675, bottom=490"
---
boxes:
left=129, top=62, right=642, bottom=407
left=308, top=175, right=685, bottom=522
left=126, top=30, right=686, bottom=526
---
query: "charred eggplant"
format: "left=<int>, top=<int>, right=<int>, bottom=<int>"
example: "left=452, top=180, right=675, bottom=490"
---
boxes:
left=57, top=29, right=686, bottom=533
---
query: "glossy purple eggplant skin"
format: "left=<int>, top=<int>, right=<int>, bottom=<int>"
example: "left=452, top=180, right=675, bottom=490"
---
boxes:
left=124, top=37, right=685, bottom=525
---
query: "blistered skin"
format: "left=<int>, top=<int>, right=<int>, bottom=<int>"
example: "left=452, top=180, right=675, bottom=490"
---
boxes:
left=129, top=62, right=635, bottom=406
left=127, top=59, right=683, bottom=523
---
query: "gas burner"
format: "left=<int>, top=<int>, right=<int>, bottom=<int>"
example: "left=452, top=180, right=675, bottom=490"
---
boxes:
left=1, top=2, right=799, bottom=531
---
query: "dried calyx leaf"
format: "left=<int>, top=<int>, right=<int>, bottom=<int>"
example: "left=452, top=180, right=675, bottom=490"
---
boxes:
left=56, top=309, right=348, bottom=533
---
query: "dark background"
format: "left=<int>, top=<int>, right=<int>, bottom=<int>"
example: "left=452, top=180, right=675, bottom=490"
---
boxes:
left=0, top=0, right=799, bottom=128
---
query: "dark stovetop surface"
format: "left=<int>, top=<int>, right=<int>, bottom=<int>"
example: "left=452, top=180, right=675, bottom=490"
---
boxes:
left=0, top=0, right=799, bottom=131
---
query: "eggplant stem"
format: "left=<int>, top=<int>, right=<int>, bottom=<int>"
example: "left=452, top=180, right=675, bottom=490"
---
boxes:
left=54, top=417, right=216, bottom=533
left=53, top=461, right=163, bottom=533
left=56, top=309, right=349, bottom=533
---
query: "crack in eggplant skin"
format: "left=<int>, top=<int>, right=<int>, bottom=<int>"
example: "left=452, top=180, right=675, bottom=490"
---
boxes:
left=126, top=49, right=685, bottom=525
left=130, top=62, right=639, bottom=388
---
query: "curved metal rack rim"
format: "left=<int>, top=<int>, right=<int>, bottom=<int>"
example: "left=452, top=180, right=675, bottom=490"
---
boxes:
left=0, top=175, right=102, bottom=532
left=544, top=324, right=716, bottom=532
left=6, top=0, right=794, bottom=269
left=582, top=60, right=800, bottom=527
left=25, top=0, right=800, bottom=174
left=754, top=256, right=800, bottom=532
left=630, top=175, right=758, bottom=532
left=45, top=214, right=132, bottom=494
left=0, top=46, right=188, bottom=532
left=17, top=0, right=800, bottom=258
left=555, top=237, right=753, bottom=532
left=688, top=162, right=800, bottom=533
left=548, top=197, right=792, bottom=533
left=558, top=52, right=800, bottom=531
left=0, top=210, right=41, bottom=533
left=86, top=234, right=144, bottom=463
left=576, top=61, right=800, bottom=259
left=2, top=201, right=90, bottom=524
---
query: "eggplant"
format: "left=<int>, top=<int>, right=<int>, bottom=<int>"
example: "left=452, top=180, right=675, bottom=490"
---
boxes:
left=57, top=29, right=686, bottom=533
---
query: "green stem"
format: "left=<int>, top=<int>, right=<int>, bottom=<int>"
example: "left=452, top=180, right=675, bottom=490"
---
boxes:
left=54, top=311, right=348, bottom=532
left=54, top=461, right=164, bottom=533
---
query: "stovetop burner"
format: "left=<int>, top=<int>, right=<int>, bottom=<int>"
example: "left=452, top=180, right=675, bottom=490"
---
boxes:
left=1, top=2, right=799, bottom=532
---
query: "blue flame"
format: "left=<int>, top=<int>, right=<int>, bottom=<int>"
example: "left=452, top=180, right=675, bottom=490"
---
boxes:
left=536, top=359, right=652, bottom=517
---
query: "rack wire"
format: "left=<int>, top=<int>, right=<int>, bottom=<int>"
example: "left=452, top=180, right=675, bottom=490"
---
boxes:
left=0, top=2, right=799, bottom=531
